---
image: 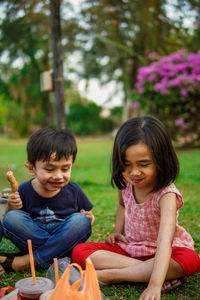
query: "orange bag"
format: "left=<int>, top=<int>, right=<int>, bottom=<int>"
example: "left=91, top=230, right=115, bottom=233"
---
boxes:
left=49, top=258, right=101, bottom=300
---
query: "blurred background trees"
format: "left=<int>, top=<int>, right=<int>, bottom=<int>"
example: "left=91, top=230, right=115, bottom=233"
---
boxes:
left=0, top=0, right=199, bottom=145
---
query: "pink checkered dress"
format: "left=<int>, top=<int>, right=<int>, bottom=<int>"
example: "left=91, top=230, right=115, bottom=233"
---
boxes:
left=117, top=183, right=194, bottom=257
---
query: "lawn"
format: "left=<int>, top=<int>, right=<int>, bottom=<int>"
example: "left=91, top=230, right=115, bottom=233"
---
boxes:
left=0, top=135, right=199, bottom=299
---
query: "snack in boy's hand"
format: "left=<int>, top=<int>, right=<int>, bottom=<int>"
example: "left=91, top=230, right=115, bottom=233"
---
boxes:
left=6, top=165, right=18, bottom=193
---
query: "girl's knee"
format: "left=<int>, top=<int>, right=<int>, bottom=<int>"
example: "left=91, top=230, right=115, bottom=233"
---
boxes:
left=171, top=247, right=200, bottom=277
left=72, top=243, right=88, bottom=267
left=72, top=242, right=99, bottom=267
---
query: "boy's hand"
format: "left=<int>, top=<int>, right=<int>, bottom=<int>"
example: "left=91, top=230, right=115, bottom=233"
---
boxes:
left=105, top=233, right=128, bottom=246
left=80, top=209, right=95, bottom=225
left=7, top=192, right=23, bottom=210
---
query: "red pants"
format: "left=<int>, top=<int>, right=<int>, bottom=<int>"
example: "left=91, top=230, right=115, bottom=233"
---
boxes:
left=72, top=242, right=200, bottom=277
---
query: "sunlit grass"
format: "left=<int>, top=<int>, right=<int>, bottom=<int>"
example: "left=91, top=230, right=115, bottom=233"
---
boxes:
left=0, top=135, right=199, bottom=298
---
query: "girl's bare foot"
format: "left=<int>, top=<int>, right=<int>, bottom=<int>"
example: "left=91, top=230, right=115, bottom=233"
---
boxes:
left=96, top=269, right=121, bottom=285
left=161, top=279, right=181, bottom=293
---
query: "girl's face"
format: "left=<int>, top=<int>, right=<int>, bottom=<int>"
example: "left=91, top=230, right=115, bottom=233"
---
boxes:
left=26, top=153, right=73, bottom=197
left=122, top=142, right=157, bottom=192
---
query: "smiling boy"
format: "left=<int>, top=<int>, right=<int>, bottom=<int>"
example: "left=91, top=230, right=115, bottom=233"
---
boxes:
left=1, top=127, right=94, bottom=275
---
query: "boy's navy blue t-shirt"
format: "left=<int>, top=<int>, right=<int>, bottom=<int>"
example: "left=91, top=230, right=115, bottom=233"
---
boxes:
left=18, top=179, right=93, bottom=222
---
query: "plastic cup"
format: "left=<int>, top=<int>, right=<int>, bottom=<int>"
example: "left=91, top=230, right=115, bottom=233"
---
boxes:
left=15, top=277, right=54, bottom=300
left=39, top=289, right=54, bottom=300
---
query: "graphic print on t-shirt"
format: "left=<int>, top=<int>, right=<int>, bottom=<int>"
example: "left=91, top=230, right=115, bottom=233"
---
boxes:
left=34, top=207, right=62, bottom=223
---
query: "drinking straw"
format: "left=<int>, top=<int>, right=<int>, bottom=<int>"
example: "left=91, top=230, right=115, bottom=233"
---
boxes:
left=54, top=258, right=59, bottom=285
left=27, top=239, right=37, bottom=285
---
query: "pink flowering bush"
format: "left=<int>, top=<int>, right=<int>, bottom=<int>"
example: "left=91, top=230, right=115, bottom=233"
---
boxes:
left=135, top=49, right=200, bottom=143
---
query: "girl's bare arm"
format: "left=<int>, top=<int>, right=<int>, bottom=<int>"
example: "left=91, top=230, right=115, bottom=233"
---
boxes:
left=114, top=190, right=126, bottom=234
left=140, top=192, right=178, bottom=299
left=106, top=190, right=128, bottom=245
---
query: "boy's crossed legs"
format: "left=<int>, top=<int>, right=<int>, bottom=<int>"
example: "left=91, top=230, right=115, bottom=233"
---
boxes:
left=1, top=210, right=92, bottom=274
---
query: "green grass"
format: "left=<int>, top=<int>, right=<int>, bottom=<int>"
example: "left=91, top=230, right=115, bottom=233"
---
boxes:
left=0, top=136, right=199, bottom=298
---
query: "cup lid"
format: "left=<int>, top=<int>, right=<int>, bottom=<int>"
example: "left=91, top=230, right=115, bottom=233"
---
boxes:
left=15, top=277, right=54, bottom=294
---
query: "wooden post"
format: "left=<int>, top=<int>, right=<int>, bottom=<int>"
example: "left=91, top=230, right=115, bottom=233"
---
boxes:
left=50, top=0, right=66, bottom=129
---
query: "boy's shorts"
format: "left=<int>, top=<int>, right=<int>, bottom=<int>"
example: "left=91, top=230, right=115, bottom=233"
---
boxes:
left=72, top=242, right=200, bottom=277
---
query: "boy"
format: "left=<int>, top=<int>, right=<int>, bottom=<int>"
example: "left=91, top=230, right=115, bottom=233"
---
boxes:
left=1, top=127, right=94, bottom=275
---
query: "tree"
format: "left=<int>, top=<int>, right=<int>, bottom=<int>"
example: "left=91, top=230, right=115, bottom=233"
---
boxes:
left=50, top=0, right=66, bottom=129
left=0, top=0, right=78, bottom=132
left=74, top=0, right=200, bottom=121
left=0, top=0, right=53, bottom=134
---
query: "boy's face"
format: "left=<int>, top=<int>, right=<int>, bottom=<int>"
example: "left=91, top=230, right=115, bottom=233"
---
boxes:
left=26, top=153, right=73, bottom=196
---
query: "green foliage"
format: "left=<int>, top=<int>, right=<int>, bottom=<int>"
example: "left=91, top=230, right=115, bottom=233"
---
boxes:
left=110, top=106, right=122, bottom=120
left=5, top=101, right=26, bottom=136
left=67, top=102, right=115, bottom=136
left=135, top=50, right=200, bottom=145
left=0, top=1, right=54, bottom=131
left=0, top=94, right=8, bottom=132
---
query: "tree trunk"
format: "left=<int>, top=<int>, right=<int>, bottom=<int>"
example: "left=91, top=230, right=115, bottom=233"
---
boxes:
left=50, top=0, right=66, bottom=129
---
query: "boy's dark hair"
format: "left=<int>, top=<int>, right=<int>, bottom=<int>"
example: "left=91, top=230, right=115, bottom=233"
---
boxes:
left=27, top=127, right=77, bottom=166
left=111, top=115, right=179, bottom=192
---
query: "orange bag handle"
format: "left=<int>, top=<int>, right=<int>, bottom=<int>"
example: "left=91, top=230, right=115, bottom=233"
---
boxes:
left=83, top=258, right=101, bottom=299
left=49, top=259, right=101, bottom=300
left=49, top=263, right=84, bottom=300
left=66, top=263, right=84, bottom=291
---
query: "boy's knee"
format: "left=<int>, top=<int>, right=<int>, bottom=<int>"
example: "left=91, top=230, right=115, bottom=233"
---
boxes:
left=70, top=213, right=92, bottom=242
left=72, top=212, right=91, bottom=230
left=80, top=214, right=92, bottom=236
left=4, top=210, right=20, bottom=222
left=3, top=210, right=28, bottom=230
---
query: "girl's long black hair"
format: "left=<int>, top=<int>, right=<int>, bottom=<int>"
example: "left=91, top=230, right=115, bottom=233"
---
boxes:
left=111, top=116, right=179, bottom=192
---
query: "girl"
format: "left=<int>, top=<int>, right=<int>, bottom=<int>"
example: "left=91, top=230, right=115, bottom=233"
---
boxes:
left=72, top=116, right=200, bottom=300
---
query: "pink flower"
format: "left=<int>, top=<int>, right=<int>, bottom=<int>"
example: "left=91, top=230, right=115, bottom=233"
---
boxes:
left=168, top=77, right=182, bottom=87
left=188, top=54, right=200, bottom=65
left=149, top=52, right=158, bottom=60
left=135, top=49, right=200, bottom=97
left=154, top=77, right=169, bottom=94
left=132, top=101, right=139, bottom=110
left=175, top=118, right=188, bottom=130
left=180, top=89, right=188, bottom=97
left=174, top=63, right=189, bottom=72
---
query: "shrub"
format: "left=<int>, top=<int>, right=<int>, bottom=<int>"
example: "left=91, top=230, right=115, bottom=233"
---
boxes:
left=135, top=49, right=200, bottom=144
left=67, top=102, right=115, bottom=136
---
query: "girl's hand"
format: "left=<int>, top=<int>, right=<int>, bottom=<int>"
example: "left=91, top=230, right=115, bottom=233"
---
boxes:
left=80, top=209, right=95, bottom=225
left=139, top=285, right=161, bottom=300
left=105, top=233, right=128, bottom=246
left=7, top=192, right=23, bottom=210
